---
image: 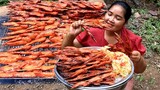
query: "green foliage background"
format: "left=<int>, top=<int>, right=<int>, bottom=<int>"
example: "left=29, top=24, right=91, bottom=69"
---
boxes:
left=0, top=0, right=9, bottom=6
left=128, top=8, right=160, bottom=56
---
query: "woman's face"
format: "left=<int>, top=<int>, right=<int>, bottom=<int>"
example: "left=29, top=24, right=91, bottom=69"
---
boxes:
left=104, top=5, right=126, bottom=32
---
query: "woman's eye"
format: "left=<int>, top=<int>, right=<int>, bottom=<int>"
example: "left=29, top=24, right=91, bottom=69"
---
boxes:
left=107, top=12, right=112, bottom=16
left=116, top=16, right=122, bottom=20
left=106, top=11, right=112, bottom=16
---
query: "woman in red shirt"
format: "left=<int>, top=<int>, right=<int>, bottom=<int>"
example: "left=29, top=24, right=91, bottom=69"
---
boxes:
left=62, top=1, right=147, bottom=90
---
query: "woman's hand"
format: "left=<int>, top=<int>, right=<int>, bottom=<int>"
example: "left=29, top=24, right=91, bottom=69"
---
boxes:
left=69, top=20, right=84, bottom=36
left=130, top=50, right=147, bottom=73
left=130, top=50, right=141, bottom=63
left=61, top=20, right=84, bottom=49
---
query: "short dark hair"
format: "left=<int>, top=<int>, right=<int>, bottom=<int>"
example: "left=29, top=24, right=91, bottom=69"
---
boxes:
left=108, top=1, right=132, bottom=22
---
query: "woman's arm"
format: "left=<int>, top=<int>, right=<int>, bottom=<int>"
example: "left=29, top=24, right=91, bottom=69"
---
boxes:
left=133, top=55, right=147, bottom=73
left=130, top=51, right=147, bottom=73
left=61, top=33, right=76, bottom=49
left=61, top=34, right=82, bottom=49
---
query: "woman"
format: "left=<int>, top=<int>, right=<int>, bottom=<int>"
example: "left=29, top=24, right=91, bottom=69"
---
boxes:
left=62, top=1, right=147, bottom=90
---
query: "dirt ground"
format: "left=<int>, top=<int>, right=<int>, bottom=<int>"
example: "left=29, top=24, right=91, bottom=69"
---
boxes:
left=133, top=54, right=160, bottom=90
left=0, top=4, right=160, bottom=90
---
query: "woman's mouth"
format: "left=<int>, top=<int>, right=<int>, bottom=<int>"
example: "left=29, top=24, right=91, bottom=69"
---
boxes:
left=107, top=20, right=114, bottom=26
left=103, top=20, right=114, bottom=28
left=107, top=23, right=113, bottom=28
left=105, top=22, right=114, bottom=30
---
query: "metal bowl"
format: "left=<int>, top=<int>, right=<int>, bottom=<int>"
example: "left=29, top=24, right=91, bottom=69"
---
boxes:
left=54, top=47, right=134, bottom=90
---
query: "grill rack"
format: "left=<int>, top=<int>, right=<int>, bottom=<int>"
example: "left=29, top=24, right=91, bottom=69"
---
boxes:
left=0, top=16, right=63, bottom=84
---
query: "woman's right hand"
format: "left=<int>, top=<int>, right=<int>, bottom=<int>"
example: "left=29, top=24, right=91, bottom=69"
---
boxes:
left=62, top=20, right=84, bottom=49
left=69, top=20, right=84, bottom=36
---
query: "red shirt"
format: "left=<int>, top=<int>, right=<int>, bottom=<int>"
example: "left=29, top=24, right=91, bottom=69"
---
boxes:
left=76, top=27, right=146, bottom=55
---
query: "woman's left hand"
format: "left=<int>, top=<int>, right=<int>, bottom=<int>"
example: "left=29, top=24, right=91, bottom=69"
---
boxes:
left=130, top=50, right=141, bottom=63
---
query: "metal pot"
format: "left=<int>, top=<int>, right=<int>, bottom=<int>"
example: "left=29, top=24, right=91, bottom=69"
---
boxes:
left=54, top=47, right=134, bottom=90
